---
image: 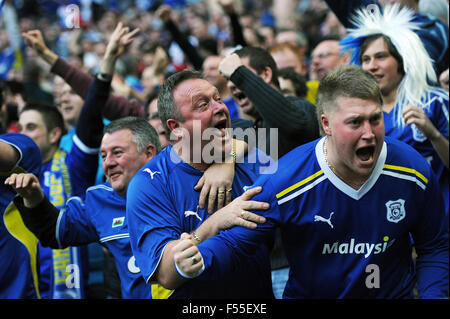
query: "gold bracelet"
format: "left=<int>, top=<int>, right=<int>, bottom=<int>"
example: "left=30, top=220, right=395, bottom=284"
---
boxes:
left=192, top=231, right=201, bottom=243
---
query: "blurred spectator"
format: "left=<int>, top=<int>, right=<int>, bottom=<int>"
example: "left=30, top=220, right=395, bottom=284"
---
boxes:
left=0, top=80, right=26, bottom=133
left=269, top=42, right=307, bottom=76
left=202, top=55, right=240, bottom=119
left=57, top=82, right=84, bottom=152
left=22, top=60, right=54, bottom=105
left=277, top=67, right=307, bottom=98
left=0, top=1, right=23, bottom=81
left=309, top=36, right=350, bottom=81
left=146, top=96, right=169, bottom=148
left=274, top=30, right=309, bottom=62
left=418, top=0, right=449, bottom=24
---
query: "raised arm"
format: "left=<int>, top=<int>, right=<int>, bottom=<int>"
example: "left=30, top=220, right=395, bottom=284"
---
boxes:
left=219, top=54, right=319, bottom=141
left=218, top=0, right=247, bottom=47
left=403, top=104, right=449, bottom=169
left=22, top=30, right=145, bottom=120
left=75, top=21, right=141, bottom=148
left=156, top=5, right=205, bottom=70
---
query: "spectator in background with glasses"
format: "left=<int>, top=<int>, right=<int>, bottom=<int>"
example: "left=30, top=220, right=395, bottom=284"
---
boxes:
left=309, top=36, right=351, bottom=81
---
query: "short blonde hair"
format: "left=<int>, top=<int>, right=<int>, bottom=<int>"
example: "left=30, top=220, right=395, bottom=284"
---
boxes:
left=316, top=65, right=383, bottom=122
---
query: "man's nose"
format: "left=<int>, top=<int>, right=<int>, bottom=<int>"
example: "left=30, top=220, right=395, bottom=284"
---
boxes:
left=361, top=121, right=375, bottom=139
left=211, top=98, right=226, bottom=114
left=103, top=153, right=116, bottom=168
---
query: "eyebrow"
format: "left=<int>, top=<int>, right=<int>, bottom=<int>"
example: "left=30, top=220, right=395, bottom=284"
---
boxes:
left=191, top=88, right=220, bottom=103
left=362, top=50, right=389, bottom=57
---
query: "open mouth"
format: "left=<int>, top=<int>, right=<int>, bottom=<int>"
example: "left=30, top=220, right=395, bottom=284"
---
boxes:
left=214, top=119, right=228, bottom=137
left=373, top=74, right=383, bottom=82
left=356, top=145, right=375, bottom=162
left=62, top=106, right=73, bottom=113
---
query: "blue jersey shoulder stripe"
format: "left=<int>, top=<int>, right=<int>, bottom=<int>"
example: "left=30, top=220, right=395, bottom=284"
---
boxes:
left=383, top=164, right=428, bottom=185
left=277, top=173, right=327, bottom=205
left=87, top=184, right=114, bottom=192
left=276, top=170, right=324, bottom=199
left=99, top=233, right=129, bottom=243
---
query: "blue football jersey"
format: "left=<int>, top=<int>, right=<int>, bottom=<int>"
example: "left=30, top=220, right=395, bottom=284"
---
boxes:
left=0, top=133, right=42, bottom=298
left=126, top=145, right=275, bottom=299
left=384, top=91, right=449, bottom=215
left=198, top=136, right=448, bottom=298
left=56, top=183, right=154, bottom=299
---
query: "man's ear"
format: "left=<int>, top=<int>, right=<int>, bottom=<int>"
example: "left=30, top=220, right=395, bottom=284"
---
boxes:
left=144, top=144, right=157, bottom=160
left=341, top=51, right=351, bottom=65
left=321, top=114, right=332, bottom=136
left=166, top=119, right=183, bottom=139
left=49, top=127, right=63, bottom=145
left=261, top=66, right=273, bottom=84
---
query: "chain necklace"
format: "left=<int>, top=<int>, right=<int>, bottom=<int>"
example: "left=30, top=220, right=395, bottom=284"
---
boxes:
left=323, top=138, right=338, bottom=177
left=323, top=138, right=363, bottom=189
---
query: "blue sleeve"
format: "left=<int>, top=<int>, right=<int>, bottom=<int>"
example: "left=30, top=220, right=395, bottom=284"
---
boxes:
left=0, top=133, right=41, bottom=177
left=126, top=170, right=182, bottom=283
left=429, top=94, right=449, bottom=139
left=57, top=195, right=99, bottom=248
left=63, top=77, right=111, bottom=198
left=411, top=165, right=449, bottom=298
left=75, top=77, right=111, bottom=148
left=66, top=141, right=99, bottom=198
left=197, top=178, right=278, bottom=281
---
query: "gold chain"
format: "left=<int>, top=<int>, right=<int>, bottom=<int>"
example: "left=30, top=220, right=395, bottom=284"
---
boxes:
left=323, top=138, right=338, bottom=176
left=323, top=138, right=363, bottom=189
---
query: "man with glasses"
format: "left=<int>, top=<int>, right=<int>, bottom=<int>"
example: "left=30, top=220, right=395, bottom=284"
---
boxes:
left=309, top=36, right=350, bottom=81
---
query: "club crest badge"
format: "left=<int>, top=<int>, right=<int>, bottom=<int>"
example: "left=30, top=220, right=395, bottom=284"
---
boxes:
left=386, top=199, right=406, bottom=223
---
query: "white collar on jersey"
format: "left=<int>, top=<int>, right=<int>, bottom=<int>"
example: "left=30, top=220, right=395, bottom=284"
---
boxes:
left=316, top=136, right=387, bottom=200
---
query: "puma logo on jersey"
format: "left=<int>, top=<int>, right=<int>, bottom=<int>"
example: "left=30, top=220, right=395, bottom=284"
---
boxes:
left=143, top=168, right=161, bottom=179
left=314, top=212, right=334, bottom=229
left=184, top=206, right=202, bottom=222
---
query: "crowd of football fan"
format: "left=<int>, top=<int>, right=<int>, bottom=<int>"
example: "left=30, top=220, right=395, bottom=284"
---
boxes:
left=0, top=0, right=448, bottom=299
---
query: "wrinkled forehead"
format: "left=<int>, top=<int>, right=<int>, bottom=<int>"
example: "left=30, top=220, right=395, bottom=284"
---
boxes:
left=313, top=40, right=340, bottom=55
left=174, top=78, right=218, bottom=100
left=101, top=129, right=134, bottom=151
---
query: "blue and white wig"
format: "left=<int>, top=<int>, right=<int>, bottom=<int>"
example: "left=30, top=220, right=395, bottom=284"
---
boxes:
left=339, top=4, right=448, bottom=127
